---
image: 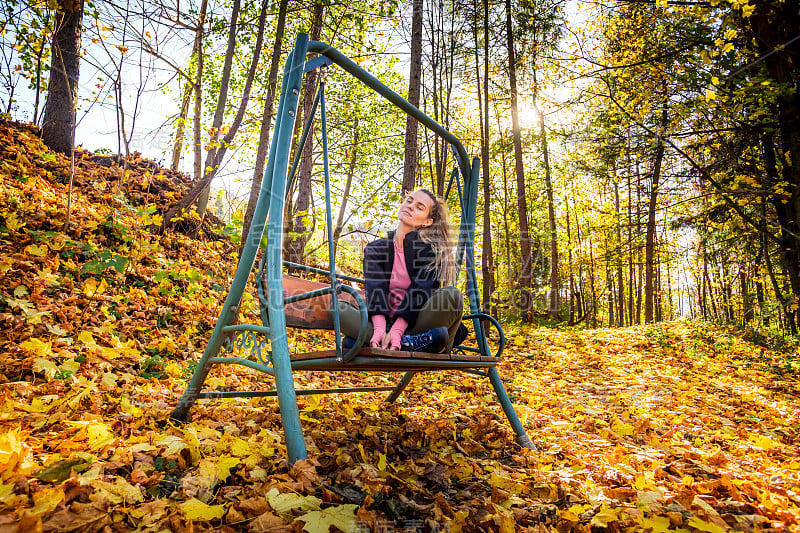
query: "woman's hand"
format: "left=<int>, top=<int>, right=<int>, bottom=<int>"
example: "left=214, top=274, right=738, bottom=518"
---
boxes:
left=369, top=315, right=388, bottom=348
left=369, top=328, right=385, bottom=348
left=371, top=330, right=398, bottom=350
left=387, top=318, right=407, bottom=351
left=381, top=331, right=397, bottom=350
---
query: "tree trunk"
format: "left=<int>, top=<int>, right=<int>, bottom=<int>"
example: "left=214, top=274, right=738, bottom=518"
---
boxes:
left=700, top=258, right=707, bottom=320
left=537, top=101, right=558, bottom=319
left=750, top=1, right=800, bottom=332
left=475, top=0, right=494, bottom=314
left=567, top=202, right=575, bottom=324
left=698, top=243, right=707, bottom=319
left=402, top=0, right=423, bottom=196
left=241, top=0, right=289, bottom=251
left=193, top=0, right=209, bottom=182
left=627, top=131, right=635, bottom=325
left=333, top=118, right=359, bottom=253
left=41, top=0, right=83, bottom=154
left=740, top=268, right=752, bottom=325
left=505, top=0, right=533, bottom=321
left=666, top=256, right=673, bottom=320
left=429, top=7, right=441, bottom=192
left=755, top=222, right=768, bottom=326
left=637, top=260, right=643, bottom=323
left=721, top=264, right=733, bottom=322
left=171, top=4, right=207, bottom=173
left=288, top=0, right=324, bottom=264
left=587, top=222, right=597, bottom=327
left=160, top=0, right=270, bottom=234
left=764, top=226, right=795, bottom=334
left=615, top=178, right=624, bottom=326
left=645, top=103, right=668, bottom=323
left=656, top=262, right=663, bottom=322
left=497, top=115, right=512, bottom=307
left=607, top=268, right=614, bottom=327
left=196, top=0, right=242, bottom=219
left=704, top=258, right=717, bottom=320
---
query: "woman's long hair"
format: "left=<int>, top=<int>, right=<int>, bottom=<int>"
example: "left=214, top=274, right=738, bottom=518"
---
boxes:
left=416, top=189, right=456, bottom=287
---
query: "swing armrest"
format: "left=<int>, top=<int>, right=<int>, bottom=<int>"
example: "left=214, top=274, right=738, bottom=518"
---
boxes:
left=460, top=313, right=506, bottom=359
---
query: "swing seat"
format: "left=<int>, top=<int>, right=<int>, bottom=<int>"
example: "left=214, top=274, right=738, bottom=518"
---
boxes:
left=281, top=274, right=499, bottom=370
left=170, top=33, right=535, bottom=463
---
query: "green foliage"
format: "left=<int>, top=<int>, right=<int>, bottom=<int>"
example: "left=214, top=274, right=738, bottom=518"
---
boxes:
left=140, top=353, right=168, bottom=380
left=81, top=250, right=129, bottom=275
left=742, top=325, right=799, bottom=355
left=215, top=212, right=242, bottom=244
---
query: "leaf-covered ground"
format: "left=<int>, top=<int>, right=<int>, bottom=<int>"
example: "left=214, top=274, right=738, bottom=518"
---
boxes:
left=1, top=120, right=799, bottom=532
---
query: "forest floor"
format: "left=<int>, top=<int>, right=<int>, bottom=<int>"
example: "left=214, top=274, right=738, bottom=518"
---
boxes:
left=1, top=119, right=799, bottom=532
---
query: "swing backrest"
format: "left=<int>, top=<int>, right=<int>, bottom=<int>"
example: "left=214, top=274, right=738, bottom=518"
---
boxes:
left=282, top=275, right=363, bottom=329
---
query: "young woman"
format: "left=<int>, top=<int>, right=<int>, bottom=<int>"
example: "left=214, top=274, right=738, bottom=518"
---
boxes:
left=333, top=189, right=464, bottom=353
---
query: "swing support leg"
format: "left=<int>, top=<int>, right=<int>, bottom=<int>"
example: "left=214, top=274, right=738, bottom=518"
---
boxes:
left=488, top=367, right=536, bottom=449
left=460, top=158, right=536, bottom=450
left=385, top=371, right=416, bottom=403
left=265, top=35, right=310, bottom=465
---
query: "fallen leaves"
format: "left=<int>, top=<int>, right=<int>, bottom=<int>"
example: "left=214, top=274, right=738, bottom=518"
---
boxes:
left=1, top=120, right=799, bottom=531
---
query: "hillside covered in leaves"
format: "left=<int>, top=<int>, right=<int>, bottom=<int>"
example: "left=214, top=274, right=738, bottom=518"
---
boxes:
left=1, top=120, right=799, bottom=532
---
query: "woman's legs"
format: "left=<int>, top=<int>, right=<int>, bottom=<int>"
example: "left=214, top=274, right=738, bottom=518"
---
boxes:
left=406, top=286, right=464, bottom=351
left=329, top=286, right=464, bottom=351
left=328, top=301, right=373, bottom=340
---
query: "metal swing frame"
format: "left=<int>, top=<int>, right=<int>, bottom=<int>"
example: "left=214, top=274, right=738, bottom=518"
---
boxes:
left=171, top=33, right=534, bottom=463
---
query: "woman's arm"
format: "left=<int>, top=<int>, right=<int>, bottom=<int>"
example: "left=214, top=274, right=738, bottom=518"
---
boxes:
left=392, top=235, right=438, bottom=328
left=363, top=239, right=392, bottom=317
left=364, top=238, right=394, bottom=347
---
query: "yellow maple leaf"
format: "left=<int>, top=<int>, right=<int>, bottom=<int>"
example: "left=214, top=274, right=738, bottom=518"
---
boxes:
left=590, top=505, right=618, bottom=527
left=610, top=418, right=634, bottom=437
left=86, top=422, right=114, bottom=451
left=32, top=358, right=58, bottom=379
left=749, top=434, right=781, bottom=450
left=93, top=476, right=144, bottom=505
left=180, top=498, right=226, bottom=520
left=78, top=330, right=96, bottom=346
left=5, top=213, right=24, bottom=231
left=267, top=487, right=321, bottom=515
left=60, top=359, right=80, bottom=374
left=296, top=504, right=358, bottom=533
left=83, top=277, right=109, bottom=296
left=25, top=244, right=48, bottom=257
left=156, top=435, right=187, bottom=457
left=688, top=516, right=727, bottom=533
left=636, top=490, right=663, bottom=505
left=26, top=487, right=65, bottom=516
left=638, top=514, right=670, bottom=533
left=377, top=452, right=387, bottom=471
left=217, top=456, right=240, bottom=481
left=488, top=473, right=524, bottom=493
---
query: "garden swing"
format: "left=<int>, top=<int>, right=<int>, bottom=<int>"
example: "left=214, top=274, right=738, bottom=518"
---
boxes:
left=170, top=34, right=535, bottom=463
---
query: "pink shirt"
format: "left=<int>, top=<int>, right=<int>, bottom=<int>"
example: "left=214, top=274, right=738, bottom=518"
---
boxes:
left=388, top=240, right=412, bottom=317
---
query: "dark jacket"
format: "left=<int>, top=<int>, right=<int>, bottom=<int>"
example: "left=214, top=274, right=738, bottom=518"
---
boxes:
left=363, top=230, right=440, bottom=328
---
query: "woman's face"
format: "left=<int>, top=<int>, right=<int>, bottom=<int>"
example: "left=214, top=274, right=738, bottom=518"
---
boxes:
left=398, top=190, right=434, bottom=229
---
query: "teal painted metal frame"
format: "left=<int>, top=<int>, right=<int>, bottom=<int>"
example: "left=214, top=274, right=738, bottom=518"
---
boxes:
left=170, top=34, right=534, bottom=463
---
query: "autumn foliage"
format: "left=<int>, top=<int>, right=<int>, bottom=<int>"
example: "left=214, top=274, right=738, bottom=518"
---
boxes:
left=0, top=120, right=799, bottom=531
